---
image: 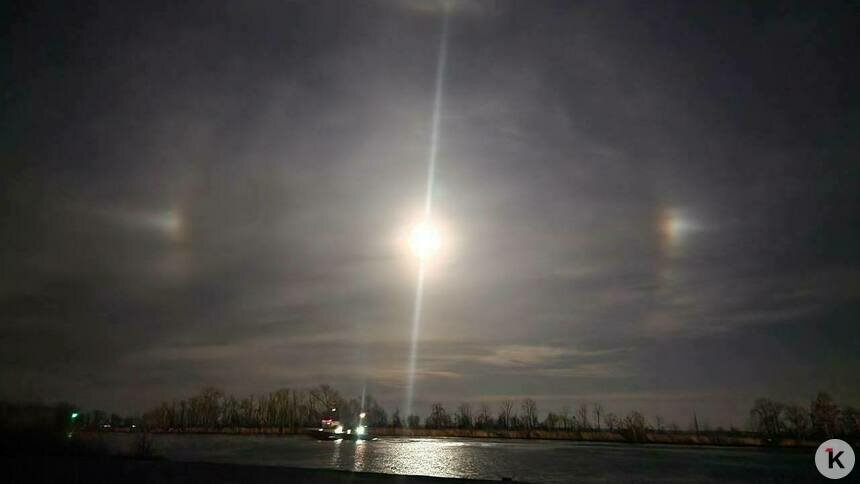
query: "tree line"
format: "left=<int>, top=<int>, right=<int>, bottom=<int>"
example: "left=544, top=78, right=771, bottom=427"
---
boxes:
left=69, top=385, right=858, bottom=443
left=749, top=391, right=858, bottom=440
left=110, top=386, right=649, bottom=437
left=139, top=385, right=389, bottom=433
left=131, top=387, right=650, bottom=438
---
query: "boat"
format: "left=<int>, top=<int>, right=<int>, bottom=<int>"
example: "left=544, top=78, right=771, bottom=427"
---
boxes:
left=307, top=410, right=376, bottom=440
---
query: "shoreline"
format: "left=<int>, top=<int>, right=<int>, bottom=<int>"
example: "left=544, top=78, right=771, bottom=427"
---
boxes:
left=86, top=427, right=820, bottom=449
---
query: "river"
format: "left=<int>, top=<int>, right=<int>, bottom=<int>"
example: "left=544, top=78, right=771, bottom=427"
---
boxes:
left=99, top=433, right=819, bottom=483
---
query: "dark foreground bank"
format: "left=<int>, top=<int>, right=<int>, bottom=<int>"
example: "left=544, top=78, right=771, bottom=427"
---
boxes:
left=4, top=456, right=517, bottom=484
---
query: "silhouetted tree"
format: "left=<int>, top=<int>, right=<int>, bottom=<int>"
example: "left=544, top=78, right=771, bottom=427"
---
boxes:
left=622, top=411, right=647, bottom=442
left=309, top=384, right=342, bottom=423
left=455, top=402, right=473, bottom=429
left=604, top=412, right=619, bottom=432
left=223, top=395, right=240, bottom=428
left=559, top=405, right=572, bottom=431
left=544, top=412, right=561, bottom=430
left=239, top=396, right=255, bottom=428
left=839, top=406, right=859, bottom=437
left=475, top=403, right=492, bottom=429
left=365, top=396, right=388, bottom=427
left=291, top=389, right=308, bottom=429
left=406, top=414, right=420, bottom=428
left=576, top=403, right=590, bottom=430
left=782, top=404, right=810, bottom=439
left=426, top=402, right=452, bottom=428
left=521, top=399, right=538, bottom=431
left=498, top=399, right=514, bottom=430
left=750, top=398, right=785, bottom=438
left=592, top=403, right=603, bottom=431
left=509, top=415, right=522, bottom=430
left=178, top=400, right=188, bottom=430
left=341, top=397, right=363, bottom=427
left=810, top=392, right=840, bottom=438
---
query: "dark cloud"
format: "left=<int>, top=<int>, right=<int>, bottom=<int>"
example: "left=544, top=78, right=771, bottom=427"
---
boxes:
left=1, top=0, right=858, bottom=425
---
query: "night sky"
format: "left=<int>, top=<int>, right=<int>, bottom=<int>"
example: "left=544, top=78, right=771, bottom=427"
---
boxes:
left=2, top=0, right=858, bottom=427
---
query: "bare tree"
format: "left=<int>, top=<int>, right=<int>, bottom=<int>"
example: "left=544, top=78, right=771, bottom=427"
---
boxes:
left=291, top=388, right=307, bottom=428
left=560, top=405, right=572, bottom=431
left=269, top=388, right=291, bottom=432
left=456, top=402, right=473, bottom=429
left=476, top=403, right=492, bottom=429
left=407, top=414, right=420, bottom=428
left=309, top=384, right=342, bottom=424
left=426, top=402, right=451, bottom=429
left=196, top=387, right=224, bottom=428
left=544, top=412, right=557, bottom=430
left=840, top=406, right=859, bottom=437
left=365, top=395, right=388, bottom=427
left=498, top=399, right=514, bottom=430
left=782, top=404, right=809, bottom=438
left=223, top=395, right=240, bottom=428
left=750, top=398, right=785, bottom=438
left=577, top=403, right=590, bottom=430
left=810, top=392, right=840, bottom=438
left=521, top=398, right=538, bottom=430
left=178, top=400, right=188, bottom=429
left=592, top=403, right=603, bottom=431
left=604, top=412, right=619, bottom=432
left=622, top=411, right=647, bottom=442
left=654, top=415, right=664, bottom=433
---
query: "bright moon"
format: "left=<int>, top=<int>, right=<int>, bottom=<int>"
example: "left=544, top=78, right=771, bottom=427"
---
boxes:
left=409, top=220, right=441, bottom=259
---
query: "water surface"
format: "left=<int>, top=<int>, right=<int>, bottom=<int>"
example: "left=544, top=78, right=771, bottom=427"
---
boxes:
left=101, top=433, right=819, bottom=483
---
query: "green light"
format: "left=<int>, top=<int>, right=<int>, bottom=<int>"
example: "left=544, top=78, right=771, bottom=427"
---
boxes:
left=71, top=412, right=79, bottom=420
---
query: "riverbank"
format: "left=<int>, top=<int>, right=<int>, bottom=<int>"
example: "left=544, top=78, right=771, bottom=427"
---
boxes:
left=5, top=455, right=519, bottom=483
left=93, top=427, right=819, bottom=448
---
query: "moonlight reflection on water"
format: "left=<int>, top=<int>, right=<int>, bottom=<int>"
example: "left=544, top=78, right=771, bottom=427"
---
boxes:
left=330, top=438, right=476, bottom=478
left=378, top=440, right=477, bottom=478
